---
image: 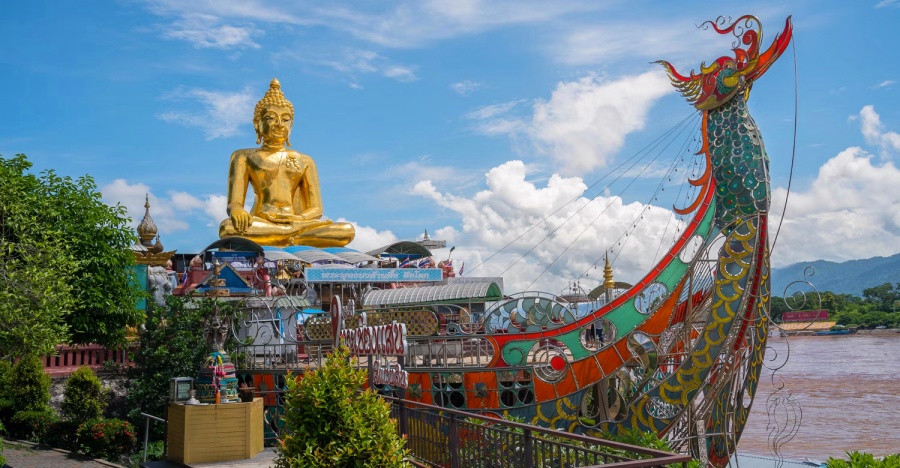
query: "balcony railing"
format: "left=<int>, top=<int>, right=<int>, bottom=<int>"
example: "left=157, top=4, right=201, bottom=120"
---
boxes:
left=383, top=394, right=691, bottom=468
left=42, top=344, right=134, bottom=377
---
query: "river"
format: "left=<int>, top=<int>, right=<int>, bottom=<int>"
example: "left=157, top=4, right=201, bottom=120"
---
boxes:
left=737, top=333, right=900, bottom=461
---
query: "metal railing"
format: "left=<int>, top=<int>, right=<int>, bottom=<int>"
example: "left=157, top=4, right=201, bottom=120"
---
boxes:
left=140, top=412, right=167, bottom=462
left=382, top=395, right=691, bottom=467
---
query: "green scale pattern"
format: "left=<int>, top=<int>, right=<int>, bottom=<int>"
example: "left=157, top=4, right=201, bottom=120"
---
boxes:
left=708, top=97, right=770, bottom=229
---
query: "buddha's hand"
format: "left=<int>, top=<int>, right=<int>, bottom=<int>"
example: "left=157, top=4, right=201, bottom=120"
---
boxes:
left=261, top=212, right=305, bottom=224
left=230, top=207, right=253, bottom=233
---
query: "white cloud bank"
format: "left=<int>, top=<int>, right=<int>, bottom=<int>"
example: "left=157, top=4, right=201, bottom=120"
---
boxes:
left=101, top=179, right=227, bottom=236
left=771, top=106, right=900, bottom=266
left=467, top=71, right=673, bottom=175
left=412, top=160, right=685, bottom=293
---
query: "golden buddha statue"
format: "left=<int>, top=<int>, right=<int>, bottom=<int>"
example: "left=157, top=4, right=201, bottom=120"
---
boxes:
left=218, top=79, right=355, bottom=247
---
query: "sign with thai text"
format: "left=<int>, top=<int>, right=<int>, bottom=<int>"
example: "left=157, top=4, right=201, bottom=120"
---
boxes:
left=306, top=268, right=442, bottom=283
left=782, top=310, right=829, bottom=322
left=373, top=362, right=409, bottom=388
left=340, top=322, right=408, bottom=356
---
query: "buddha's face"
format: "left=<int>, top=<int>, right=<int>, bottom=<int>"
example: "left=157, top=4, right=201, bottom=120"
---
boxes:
left=258, top=105, right=293, bottom=145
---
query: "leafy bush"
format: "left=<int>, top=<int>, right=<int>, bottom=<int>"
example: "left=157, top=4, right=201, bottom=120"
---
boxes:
left=0, top=360, right=13, bottom=424
left=826, top=451, right=900, bottom=467
left=275, top=345, right=410, bottom=468
left=8, top=409, right=59, bottom=442
left=9, top=356, right=51, bottom=412
left=62, top=366, right=107, bottom=421
left=76, top=418, right=137, bottom=462
left=126, top=295, right=211, bottom=441
left=129, top=439, right=165, bottom=466
left=42, top=420, right=81, bottom=451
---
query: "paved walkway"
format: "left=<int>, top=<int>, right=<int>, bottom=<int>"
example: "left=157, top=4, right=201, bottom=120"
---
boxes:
left=2, top=439, right=122, bottom=468
left=141, top=448, right=277, bottom=468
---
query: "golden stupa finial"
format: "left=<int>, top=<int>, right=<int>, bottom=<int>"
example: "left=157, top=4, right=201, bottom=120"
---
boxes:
left=137, top=194, right=158, bottom=247
left=603, top=252, right=615, bottom=290
left=150, top=234, right=164, bottom=254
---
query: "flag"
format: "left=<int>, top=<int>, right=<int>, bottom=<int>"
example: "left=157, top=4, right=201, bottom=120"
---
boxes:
left=399, top=257, right=413, bottom=268
left=180, top=269, right=190, bottom=288
left=417, top=257, right=433, bottom=268
left=459, top=262, right=465, bottom=276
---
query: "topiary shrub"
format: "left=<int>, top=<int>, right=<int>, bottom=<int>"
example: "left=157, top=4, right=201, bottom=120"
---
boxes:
left=8, top=409, right=59, bottom=442
left=9, top=355, right=52, bottom=412
left=76, top=418, right=137, bottom=462
left=62, top=366, right=107, bottom=421
left=275, top=345, right=410, bottom=468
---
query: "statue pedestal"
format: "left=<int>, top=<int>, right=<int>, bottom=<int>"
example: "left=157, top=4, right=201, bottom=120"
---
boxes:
left=166, top=398, right=264, bottom=465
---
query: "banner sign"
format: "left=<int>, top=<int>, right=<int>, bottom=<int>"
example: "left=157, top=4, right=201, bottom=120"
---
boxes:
left=340, top=322, right=408, bottom=356
left=782, top=310, right=829, bottom=322
left=373, top=362, right=409, bottom=388
left=306, top=268, right=442, bottom=283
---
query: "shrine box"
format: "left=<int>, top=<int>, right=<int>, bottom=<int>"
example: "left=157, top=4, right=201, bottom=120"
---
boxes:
left=167, top=397, right=264, bottom=464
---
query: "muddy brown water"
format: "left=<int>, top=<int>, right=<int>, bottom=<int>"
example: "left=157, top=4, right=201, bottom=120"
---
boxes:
left=738, top=333, right=900, bottom=460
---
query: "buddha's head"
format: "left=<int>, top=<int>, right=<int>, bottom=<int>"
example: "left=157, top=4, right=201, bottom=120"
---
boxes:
left=254, top=78, right=295, bottom=147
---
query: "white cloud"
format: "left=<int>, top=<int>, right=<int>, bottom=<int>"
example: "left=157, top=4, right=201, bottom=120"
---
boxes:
left=101, top=179, right=227, bottom=236
left=771, top=147, right=900, bottom=266
left=283, top=48, right=418, bottom=83
left=451, top=80, right=483, bottom=96
left=345, top=222, right=399, bottom=253
left=876, top=0, right=900, bottom=8
left=858, top=105, right=900, bottom=157
left=411, top=160, right=685, bottom=293
left=875, top=80, right=896, bottom=89
left=383, top=66, right=418, bottom=82
left=157, top=86, right=255, bottom=140
left=465, top=100, right=529, bottom=136
left=552, top=21, right=718, bottom=66
left=531, top=71, right=672, bottom=174
left=466, top=71, right=673, bottom=175
left=162, top=14, right=261, bottom=49
left=144, top=0, right=598, bottom=49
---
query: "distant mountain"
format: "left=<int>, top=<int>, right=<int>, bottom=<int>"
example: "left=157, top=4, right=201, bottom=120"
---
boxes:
left=771, top=253, right=900, bottom=298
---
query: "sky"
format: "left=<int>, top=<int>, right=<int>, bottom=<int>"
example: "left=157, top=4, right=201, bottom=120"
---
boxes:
left=1, top=1, right=899, bottom=295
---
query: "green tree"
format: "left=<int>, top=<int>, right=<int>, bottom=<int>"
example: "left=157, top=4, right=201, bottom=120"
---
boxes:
left=276, top=345, right=410, bottom=468
left=0, top=154, right=142, bottom=351
left=126, top=295, right=210, bottom=441
left=862, top=283, right=900, bottom=312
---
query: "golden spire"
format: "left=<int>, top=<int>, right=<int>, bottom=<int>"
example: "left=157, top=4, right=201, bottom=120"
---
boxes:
left=137, top=194, right=158, bottom=247
left=603, top=252, right=615, bottom=290
left=150, top=234, right=164, bottom=254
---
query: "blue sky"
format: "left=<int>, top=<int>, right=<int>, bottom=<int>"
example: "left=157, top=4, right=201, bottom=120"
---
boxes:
left=1, top=1, right=899, bottom=293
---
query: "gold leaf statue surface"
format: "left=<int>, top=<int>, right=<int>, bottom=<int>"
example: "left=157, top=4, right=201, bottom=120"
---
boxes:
left=218, top=79, right=355, bottom=247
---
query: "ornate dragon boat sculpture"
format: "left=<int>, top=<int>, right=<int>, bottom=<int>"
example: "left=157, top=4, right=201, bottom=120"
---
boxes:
left=231, top=15, right=793, bottom=466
